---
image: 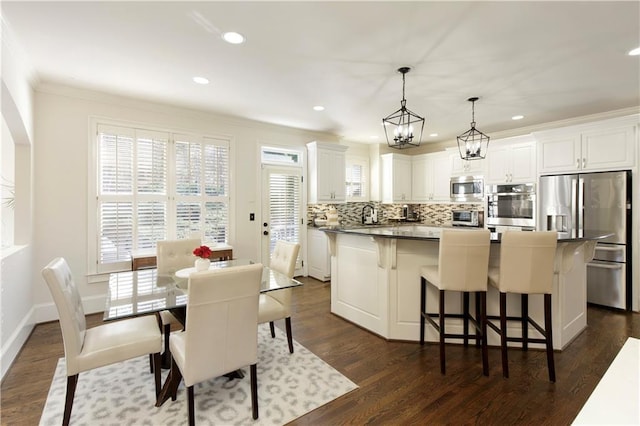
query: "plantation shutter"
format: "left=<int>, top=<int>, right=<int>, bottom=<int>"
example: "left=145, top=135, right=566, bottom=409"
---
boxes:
left=97, top=125, right=168, bottom=271
left=345, top=157, right=368, bottom=201
left=174, top=135, right=229, bottom=243
left=267, top=171, right=301, bottom=255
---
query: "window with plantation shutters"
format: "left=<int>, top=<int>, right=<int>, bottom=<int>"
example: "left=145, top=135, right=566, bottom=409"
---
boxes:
left=346, top=156, right=368, bottom=201
left=174, top=135, right=229, bottom=244
left=92, top=123, right=230, bottom=273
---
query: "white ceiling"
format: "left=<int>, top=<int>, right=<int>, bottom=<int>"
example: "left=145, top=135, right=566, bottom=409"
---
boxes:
left=3, top=1, right=639, bottom=144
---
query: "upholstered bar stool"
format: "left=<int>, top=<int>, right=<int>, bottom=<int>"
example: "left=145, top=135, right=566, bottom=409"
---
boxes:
left=419, top=229, right=491, bottom=376
left=486, top=231, right=558, bottom=382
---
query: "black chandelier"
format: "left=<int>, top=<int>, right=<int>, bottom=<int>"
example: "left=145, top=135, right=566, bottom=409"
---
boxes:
left=457, top=97, right=490, bottom=160
left=382, top=67, right=425, bottom=149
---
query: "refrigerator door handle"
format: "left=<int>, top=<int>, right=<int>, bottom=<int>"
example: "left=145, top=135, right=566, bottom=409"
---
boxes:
left=587, top=262, right=624, bottom=270
left=578, top=177, right=584, bottom=238
left=595, top=246, right=625, bottom=252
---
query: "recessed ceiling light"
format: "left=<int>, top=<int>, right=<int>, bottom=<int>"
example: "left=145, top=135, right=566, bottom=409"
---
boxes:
left=193, top=76, right=209, bottom=85
left=512, top=115, right=524, bottom=120
left=429, top=133, right=438, bottom=137
left=370, top=135, right=379, bottom=139
left=222, top=31, right=245, bottom=44
left=313, top=105, right=325, bottom=111
left=629, top=47, right=640, bottom=56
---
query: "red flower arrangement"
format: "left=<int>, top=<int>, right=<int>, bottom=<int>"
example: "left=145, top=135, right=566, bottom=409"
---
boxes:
left=193, top=245, right=212, bottom=259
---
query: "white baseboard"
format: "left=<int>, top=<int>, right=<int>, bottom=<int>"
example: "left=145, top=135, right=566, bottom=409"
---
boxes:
left=1, top=306, right=35, bottom=381
left=2, top=295, right=108, bottom=382
left=34, top=294, right=107, bottom=323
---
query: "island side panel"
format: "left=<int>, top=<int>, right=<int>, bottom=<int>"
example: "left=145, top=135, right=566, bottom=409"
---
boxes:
left=389, top=239, right=450, bottom=342
left=331, top=233, right=390, bottom=338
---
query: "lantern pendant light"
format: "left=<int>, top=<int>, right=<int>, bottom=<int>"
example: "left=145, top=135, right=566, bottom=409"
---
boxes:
left=382, top=67, right=425, bottom=149
left=457, top=97, right=490, bottom=160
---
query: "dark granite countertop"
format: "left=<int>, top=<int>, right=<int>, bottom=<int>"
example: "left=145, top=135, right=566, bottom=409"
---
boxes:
left=321, top=224, right=612, bottom=243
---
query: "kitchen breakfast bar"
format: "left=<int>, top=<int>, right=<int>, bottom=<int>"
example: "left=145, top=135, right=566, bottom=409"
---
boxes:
left=323, top=225, right=609, bottom=350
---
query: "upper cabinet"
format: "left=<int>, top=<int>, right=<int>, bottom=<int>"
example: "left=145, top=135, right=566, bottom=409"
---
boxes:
left=307, top=141, right=348, bottom=203
left=412, top=152, right=450, bottom=202
left=450, top=150, right=487, bottom=177
left=536, top=117, right=637, bottom=174
left=381, top=153, right=412, bottom=203
left=486, top=136, right=536, bottom=184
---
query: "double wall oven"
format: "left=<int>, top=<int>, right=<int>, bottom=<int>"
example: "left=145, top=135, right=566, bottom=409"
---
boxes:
left=485, top=183, right=536, bottom=231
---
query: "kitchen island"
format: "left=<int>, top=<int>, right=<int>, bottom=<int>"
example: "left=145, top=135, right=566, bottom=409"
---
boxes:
left=322, top=225, right=609, bottom=350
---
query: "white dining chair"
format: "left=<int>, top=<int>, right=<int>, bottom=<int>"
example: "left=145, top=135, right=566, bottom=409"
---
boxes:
left=155, top=238, right=201, bottom=361
left=168, top=263, right=263, bottom=425
left=258, top=241, right=300, bottom=353
left=42, top=257, right=162, bottom=426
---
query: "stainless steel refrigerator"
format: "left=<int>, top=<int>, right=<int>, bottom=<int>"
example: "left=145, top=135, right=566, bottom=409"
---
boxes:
left=539, top=170, right=632, bottom=310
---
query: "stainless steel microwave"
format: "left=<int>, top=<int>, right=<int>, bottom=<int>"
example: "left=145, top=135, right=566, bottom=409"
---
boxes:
left=450, top=176, right=484, bottom=201
left=451, top=210, right=482, bottom=227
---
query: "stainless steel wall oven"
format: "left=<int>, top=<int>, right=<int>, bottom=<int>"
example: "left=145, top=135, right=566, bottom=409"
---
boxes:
left=486, top=183, right=536, bottom=229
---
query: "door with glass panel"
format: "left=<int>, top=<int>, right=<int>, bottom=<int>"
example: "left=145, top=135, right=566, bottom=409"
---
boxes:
left=261, top=165, right=303, bottom=275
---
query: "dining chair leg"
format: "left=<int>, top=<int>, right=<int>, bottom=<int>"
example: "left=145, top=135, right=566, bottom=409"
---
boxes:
left=480, top=291, right=489, bottom=376
left=269, top=321, right=275, bottom=338
left=544, top=294, right=556, bottom=382
left=62, top=374, right=78, bottom=426
left=439, top=290, right=446, bottom=375
left=187, top=385, right=195, bottom=426
left=163, top=323, right=171, bottom=356
left=499, top=292, right=509, bottom=378
left=153, top=352, right=162, bottom=398
left=285, top=317, right=294, bottom=354
left=521, top=294, right=529, bottom=351
left=250, top=363, right=259, bottom=420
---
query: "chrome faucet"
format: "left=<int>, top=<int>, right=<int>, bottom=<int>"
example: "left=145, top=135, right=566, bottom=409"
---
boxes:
left=362, top=204, right=375, bottom=224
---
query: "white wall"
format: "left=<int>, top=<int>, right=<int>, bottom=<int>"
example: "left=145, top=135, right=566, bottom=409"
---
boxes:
left=31, top=84, right=341, bottom=319
left=0, top=17, right=35, bottom=380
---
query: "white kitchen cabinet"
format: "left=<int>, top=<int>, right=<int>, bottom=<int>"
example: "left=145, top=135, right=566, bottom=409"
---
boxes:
left=411, top=154, right=430, bottom=202
left=307, top=141, right=348, bottom=203
left=431, top=152, right=451, bottom=201
left=381, top=153, right=412, bottom=203
left=486, top=136, right=536, bottom=184
left=450, top=150, right=487, bottom=177
left=307, top=227, right=330, bottom=281
left=536, top=120, right=636, bottom=174
left=411, top=152, right=450, bottom=202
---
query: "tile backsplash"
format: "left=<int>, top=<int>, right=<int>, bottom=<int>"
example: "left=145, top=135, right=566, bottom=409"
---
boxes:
left=308, top=202, right=483, bottom=227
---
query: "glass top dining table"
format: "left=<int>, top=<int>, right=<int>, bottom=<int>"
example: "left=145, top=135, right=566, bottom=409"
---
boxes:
left=104, top=259, right=302, bottom=322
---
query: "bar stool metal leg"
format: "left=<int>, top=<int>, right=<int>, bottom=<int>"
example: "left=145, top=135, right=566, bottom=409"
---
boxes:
left=499, top=292, right=509, bottom=378
left=521, top=294, right=529, bottom=351
left=544, top=294, right=556, bottom=382
left=439, top=289, right=446, bottom=375
left=479, top=291, right=489, bottom=376
left=420, top=277, right=426, bottom=345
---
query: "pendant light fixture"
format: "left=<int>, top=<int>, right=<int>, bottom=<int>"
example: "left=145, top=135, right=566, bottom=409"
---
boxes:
left=382, top=67, right=425, bottom=149
left=457, top=97, right=490, bottom=160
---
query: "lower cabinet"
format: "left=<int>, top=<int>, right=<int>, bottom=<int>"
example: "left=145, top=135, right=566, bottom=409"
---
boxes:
left=308, top=228, right=331, bottom=281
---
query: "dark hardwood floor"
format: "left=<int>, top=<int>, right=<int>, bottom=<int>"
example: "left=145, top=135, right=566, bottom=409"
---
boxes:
left=2, top=276, right=639, bottom=425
